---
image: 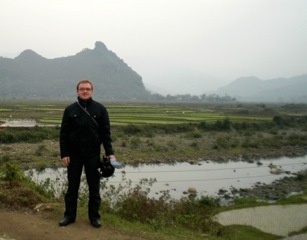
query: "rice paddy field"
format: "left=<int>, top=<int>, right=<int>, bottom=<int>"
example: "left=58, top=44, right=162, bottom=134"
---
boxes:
left=1, top=100, right=307, bottom=166
left=1, top=99, right=301, bottom=126
left=1, top=100, right=307, bottom=240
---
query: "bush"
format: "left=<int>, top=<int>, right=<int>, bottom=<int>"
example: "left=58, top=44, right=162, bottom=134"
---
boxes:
left=198, top=121, right=207, bottom=130
left=0, top=127, right=59, bottom=143
left=35, top=144, right=47, bottom=156
left=123, top=124, right=143, bottom=135
left=198, top=195, right=219, bottom=207
left=185, top=131, right=202, bottom=139
left=296, top=170, right=307, bottom=181
left=0, top=163, right=24, bottom=181
left=0, top=163, right=53, bottom=208
left=113, top=177, right=218, bottom=233
left=214, top=136, right=230, bottom=149
left=213, top=118, right=232, bottom=131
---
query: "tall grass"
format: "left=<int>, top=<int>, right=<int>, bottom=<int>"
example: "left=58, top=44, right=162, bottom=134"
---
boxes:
left=0, top=163, right=220, bottom=235
left=0, top=127, right=59, bottom=143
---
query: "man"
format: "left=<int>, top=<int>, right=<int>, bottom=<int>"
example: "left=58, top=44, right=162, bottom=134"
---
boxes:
left=59, top=79, right=115, bottom=228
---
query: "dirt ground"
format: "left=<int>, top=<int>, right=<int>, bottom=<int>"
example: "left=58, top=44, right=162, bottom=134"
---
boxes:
left=0, top=208, right=147, bottom=240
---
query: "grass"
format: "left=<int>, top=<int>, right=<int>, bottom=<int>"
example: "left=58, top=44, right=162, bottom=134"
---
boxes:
left=1, top=101, right=307, bottom=239
left=276, top=191, right=307, bottom=205
left=103, top=214, right=207, bottom=240
left=0, top=100, right=276, bottom=126
left=1, top=121, right=307, bottom=168
left=0, top=163, right=217, bottom=239
left=217, top=225, right=281, bottom=240
left=1, top=161, right=307, bottom=240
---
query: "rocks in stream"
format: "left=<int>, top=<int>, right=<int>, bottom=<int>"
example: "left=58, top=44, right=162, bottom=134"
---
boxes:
left=217, top=170, right=307, bottom=206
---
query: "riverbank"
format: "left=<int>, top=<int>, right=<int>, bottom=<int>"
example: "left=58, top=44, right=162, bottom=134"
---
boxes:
left=1, top=128, right=306, bottom=169
left=216, top=169, right=307, bottom=205
left=1, top=146, right=307, bottom=240
left=113, top=128, right=307, bottom=166
left=1, top=126, right=307, bottom=203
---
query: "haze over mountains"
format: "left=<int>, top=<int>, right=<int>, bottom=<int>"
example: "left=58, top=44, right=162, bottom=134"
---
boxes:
left=0, top=41, right=150, bottom=100
left=216, top=75, right=307, bottom=103
left=0, top=41, right=306, bottom=103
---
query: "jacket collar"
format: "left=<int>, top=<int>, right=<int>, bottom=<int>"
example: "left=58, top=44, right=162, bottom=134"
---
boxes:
left=77, top=96, right=93, bottom=108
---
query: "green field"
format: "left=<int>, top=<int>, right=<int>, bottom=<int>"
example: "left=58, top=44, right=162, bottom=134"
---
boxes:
left=0, top=100, right=293, bottom=126
left=1, top=100, right=307, bottom=240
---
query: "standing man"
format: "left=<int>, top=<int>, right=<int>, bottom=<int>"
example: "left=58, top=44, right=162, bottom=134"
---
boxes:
left=59, top=79, right=115, bottom=228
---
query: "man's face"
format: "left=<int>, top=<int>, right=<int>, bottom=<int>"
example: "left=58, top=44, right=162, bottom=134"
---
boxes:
left=77, top=83, right=93, bottom=101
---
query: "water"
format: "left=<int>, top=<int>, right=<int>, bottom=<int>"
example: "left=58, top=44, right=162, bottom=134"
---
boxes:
left=27, top=156, right=307, bottom=199
left=110, top=156, right=307, bottom=198
left=0, top=119, right=38, bottom=127
left=0, top=119, right=57, bottom=127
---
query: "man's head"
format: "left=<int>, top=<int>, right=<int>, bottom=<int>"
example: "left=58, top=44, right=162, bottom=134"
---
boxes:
left=76, top=79, right=93, bottom=101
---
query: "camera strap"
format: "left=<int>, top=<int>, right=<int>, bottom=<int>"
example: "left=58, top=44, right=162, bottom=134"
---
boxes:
left=77, top=101, right=99, bottom=128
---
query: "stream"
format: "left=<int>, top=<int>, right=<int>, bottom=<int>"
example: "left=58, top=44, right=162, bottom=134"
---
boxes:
left=27, top=155, right=307, bottom=200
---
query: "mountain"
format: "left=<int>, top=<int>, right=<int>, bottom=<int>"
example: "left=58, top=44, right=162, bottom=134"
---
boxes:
left=0, top=42, right=150, bottom=100
left=215, top=75, right=307, bottom=103
left=126, top=55, right=224, bottom=95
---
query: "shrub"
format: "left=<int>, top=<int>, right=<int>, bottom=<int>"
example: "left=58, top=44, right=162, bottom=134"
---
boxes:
left=214, top=136, right=230, bottom=149
left=198, top=121, right=207, bottom=130
left=296, top=170, right=307, bottom=181
left=123, top=124, right=143, bottom=135
left=213, top=118, right=232, bottom=131
left=0, top=163, right=24, bottom=181
left=172, top=198, right=219, bottom=233
left=190, top=141, right=198, bottom=148
left=185, top=131, right=202, bottom=139
left=198, top=195, right=219, bottom=207
left=35, top=144, right=47, bottom=156
left=130, top=137, right=142, bottom=148
left=114, top=178, right=158, bottom=222
left=113, top=177, right=218, bottom=233
left=0, top=155, right=11, bottom=164
left=0, top=127, right=59, bottom=143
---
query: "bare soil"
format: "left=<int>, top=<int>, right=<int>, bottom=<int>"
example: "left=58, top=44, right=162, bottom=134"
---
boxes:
left=0, top=208, right=148, bottom=240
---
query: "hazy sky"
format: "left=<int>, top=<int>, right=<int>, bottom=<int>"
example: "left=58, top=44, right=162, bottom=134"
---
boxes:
left=1, top=0, right=306, bottom=94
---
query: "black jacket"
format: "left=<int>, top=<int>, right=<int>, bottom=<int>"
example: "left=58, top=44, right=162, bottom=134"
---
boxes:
left=60, top=98, right=114, bottom=158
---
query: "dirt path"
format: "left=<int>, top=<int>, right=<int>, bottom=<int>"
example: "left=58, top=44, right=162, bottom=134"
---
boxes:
left=0, top=209, right=146, bottom=240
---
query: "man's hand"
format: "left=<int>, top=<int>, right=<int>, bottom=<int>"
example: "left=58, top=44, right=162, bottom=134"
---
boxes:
left=107, top=155, right=116, bottom=160
left=107, top=155, right=124, bottom=169
left=62, top=156, right=70, bottom=167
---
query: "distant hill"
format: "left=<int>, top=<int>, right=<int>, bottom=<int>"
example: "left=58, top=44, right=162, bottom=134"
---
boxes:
left=215, top=75, right=307, bottom=103
left=0, top=41, right=151, bottom=100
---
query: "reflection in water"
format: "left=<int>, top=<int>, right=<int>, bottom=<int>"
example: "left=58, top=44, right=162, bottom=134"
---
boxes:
left=27, top=156, right=307, bottom=199
left=0, top=119, right=37, bottom=127
left=0, top=119, right=57, bottom=127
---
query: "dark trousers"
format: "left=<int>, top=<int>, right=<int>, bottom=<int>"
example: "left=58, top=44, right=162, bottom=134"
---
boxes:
left=64, top=155, right=101, bottom=221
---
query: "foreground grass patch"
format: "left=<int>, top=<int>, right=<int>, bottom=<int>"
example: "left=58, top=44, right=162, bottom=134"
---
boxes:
left=218, top=225, right=281, bottom=240
left=103, top=214, right=208, bottom=240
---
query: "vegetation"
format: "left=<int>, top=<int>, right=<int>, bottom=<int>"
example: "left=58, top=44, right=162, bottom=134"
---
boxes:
left=0, top=126, right=59, bottom=143
left=1, top=101, right=307, bottom=168
left=1, top=161, right=307, bottom=239
left=1, top=101, right=307, bottom=239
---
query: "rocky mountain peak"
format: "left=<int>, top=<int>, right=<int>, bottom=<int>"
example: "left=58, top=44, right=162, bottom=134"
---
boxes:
left=93, top=41, right=108, bottom=54
left=15, top=49, right=46, bottom=61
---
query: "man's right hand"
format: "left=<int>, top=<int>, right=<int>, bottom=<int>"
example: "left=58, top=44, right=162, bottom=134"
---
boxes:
left=61, top=156, right=70, bottom=167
